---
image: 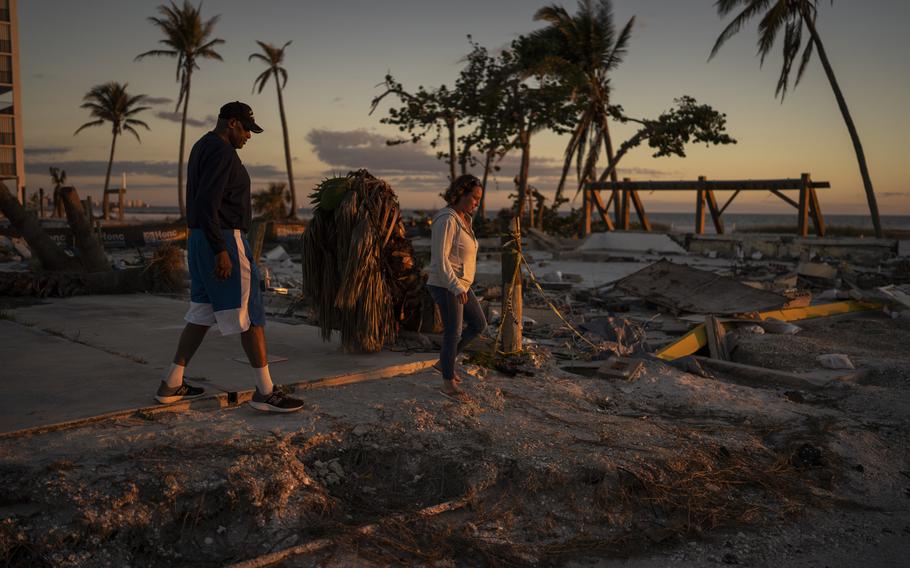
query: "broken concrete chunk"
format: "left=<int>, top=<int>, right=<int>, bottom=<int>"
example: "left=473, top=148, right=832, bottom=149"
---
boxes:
left=577, top=232, right=686, bottom=255
left=263, top=245, right=290, bottom=262
left=816, top=353, right=855, bottom=370
left=757, top=318, right=801, bottom=335
left=797, top=261, right=837, bottom=281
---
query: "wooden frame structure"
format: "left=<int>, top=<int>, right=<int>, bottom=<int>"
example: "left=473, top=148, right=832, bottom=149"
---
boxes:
left=583, top=173, right=828, bottom=237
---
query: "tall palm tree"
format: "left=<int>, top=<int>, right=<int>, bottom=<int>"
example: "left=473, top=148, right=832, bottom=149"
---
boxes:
left=136, top=1, right=224, bottom=220
left=528, top=0, right=635, bottom=209
left=710, top=0, right=882, bottom=237
left=74, top=82, right=150, bottom=220
left=250, top=40, right=298, bottom=218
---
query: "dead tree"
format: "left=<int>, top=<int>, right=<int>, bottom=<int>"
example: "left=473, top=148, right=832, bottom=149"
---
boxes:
left=60, top=186, right=110, bottom=273
left=0, top=180, right=79, bottom=271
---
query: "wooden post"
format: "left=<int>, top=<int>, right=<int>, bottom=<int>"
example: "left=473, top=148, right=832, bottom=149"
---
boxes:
left=621, top=178, right=631, bottom=230
left=705, top=189, right=724, bottom=234
left=581, top=186, right=592, bottom=237
left=38, top=187, right=44, bottom=218
left=629, top=190, right=651, bottom=231
left=705, top=315, right=729, bottom=361
left=591, top=189, right=615, bottom=231
left=798, top=173, right=810, bottom=237
left=809, top=186, right=826, bottom=237
left=695, top=176, right=706, bottom=235
left=501, top=217, right=522, bottom=353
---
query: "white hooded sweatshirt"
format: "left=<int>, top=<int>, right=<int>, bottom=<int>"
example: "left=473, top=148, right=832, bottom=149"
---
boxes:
left=426, top=207, right=478, bottom=295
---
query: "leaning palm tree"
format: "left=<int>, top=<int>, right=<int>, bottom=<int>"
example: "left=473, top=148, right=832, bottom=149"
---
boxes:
left=250, top=40, right=298, bottom=219
left=74, top=82, right=150, bottom=220
left=528, top=0, right=635, bottom=208
left=709, top=0, right=882, bottom=237
left=136, top=1, right=224, bottom=220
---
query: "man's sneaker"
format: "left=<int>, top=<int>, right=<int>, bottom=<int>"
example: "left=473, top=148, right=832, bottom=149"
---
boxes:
left=155, top=381, right=205, bottom=404
left=249, top=388, right=304, bottom=413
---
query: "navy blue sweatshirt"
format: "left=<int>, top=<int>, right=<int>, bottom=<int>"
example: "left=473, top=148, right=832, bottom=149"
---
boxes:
left=186, top=132, right=252, bottom=254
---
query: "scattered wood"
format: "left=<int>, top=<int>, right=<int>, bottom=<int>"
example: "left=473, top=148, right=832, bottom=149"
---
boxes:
left=597, top=356, right=644, bottom=380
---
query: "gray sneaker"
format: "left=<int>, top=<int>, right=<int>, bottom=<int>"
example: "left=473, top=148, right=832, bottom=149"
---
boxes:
left=155, top=381, right=205, bottom=404
left=249, top=388, right=304, bottom=413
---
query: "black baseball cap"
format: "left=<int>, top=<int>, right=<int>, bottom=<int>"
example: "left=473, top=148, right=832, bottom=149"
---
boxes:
left=218, top=101, right=263, bottom=133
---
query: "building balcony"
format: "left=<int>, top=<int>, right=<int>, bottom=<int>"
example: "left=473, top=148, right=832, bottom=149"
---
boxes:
left=0, top=40, right=11, bottom=54
left=0, top=71, right=11, bottom=85
left=0, top=10, right=9, bottom=23
left=0, top=162, right=15, bottom=176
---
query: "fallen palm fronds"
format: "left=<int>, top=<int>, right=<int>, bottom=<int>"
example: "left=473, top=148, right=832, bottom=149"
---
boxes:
left=302, top=169, right=429, bottom=352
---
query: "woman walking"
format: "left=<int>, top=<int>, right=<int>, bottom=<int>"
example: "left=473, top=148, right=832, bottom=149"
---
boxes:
left=427, top=174, right=487, bottom=398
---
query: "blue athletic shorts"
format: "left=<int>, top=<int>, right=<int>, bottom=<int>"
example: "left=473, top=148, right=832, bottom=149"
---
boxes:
left=184, top=228, right=265, bottom=335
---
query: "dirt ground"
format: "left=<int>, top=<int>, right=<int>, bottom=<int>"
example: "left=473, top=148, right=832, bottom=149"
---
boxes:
left=1, top=313, right=909, bottom=567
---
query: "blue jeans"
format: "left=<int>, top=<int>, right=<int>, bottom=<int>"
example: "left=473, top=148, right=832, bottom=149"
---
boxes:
left=427, top=285, right=487, bottom=381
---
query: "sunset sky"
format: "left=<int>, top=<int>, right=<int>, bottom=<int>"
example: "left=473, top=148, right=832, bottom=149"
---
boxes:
left=19, top=0, right=910, bottom=215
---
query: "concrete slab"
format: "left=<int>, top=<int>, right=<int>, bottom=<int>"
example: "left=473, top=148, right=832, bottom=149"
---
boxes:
left=1, top=295, right=436, bottom=434
left=577, top=232, right=686, bottom=255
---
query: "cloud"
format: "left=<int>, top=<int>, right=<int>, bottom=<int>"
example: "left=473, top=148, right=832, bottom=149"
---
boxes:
left=879, top=192, right=907, bottom=198
left=155, top=111, right=216, bottom=128
left=24, top=146, right=72, bottom=157
left=144, top=96, right=174, bottom=106
left=26, top=159, right=283, bottom=179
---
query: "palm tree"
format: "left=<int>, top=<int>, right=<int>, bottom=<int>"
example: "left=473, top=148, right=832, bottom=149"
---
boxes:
left=709, top=0, right=882, bottom=237
left=252, top=182, right=289, bottom=220
left=136, top=1, right=224, bottom=220
left=528, top=0, right=634, bottom=209
left=74, top=82, right=150, bottom=221
left=250, top=40, right=298, bottom=219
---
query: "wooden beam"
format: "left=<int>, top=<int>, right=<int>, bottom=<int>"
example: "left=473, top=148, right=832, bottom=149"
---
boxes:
left=629, top=190, right=651, bottom=231
left=695, top=176, right=706, bottom=235
left=798, top=173, right=810, bottom=237
left=590, top=189, right=615, bottom=231
left=719, top=189, right=741, bottom=215
left=588, top=179, right=831, bottom=191
left=704, top=315, right=729, bottom=361
left=656, top=324, right=706, bottom=361
left=692, top=357, right=824, bottom=391
left=770, top=189, right=800, bottom=209
left=621, top=178, right=631, bottom=230
left=581, top=187, right=592, bottom=237
left=705, top=189, right=724, bottom=235
left=809, top=187, right=826, bottom=237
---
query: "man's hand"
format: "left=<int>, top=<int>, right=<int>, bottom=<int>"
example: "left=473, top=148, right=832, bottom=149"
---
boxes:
left=458, top=291, right=468, bottom=304
left=214, top=251, right=233, bottom=280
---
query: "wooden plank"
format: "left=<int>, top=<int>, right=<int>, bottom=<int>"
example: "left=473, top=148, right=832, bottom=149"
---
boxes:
left=629, top=190, right=651, bottom=231
left=809, top=187, right=826, bottom=237
left=621, top=178, right=631, bottom=230
left=704, top=315, right=729, bottom=360
left=719, top=189, right=741, bottom=215
left=590, top=189, right=615, bottom=231
left=705, top=189, right=724, bottom=234
left=588, top=179, right=831, bottom=191
left=695, top=176, right=706, bottom=235
left=692, top=356, right=825, bottom=391
left=798, top=173, right=810, bottom=237
left=770, top=189, right=800, bottom=209
left=581, top=187, right=592, bottom=237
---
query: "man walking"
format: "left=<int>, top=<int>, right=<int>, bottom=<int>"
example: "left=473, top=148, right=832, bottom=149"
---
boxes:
left=155, top=101, right=304, bottom=412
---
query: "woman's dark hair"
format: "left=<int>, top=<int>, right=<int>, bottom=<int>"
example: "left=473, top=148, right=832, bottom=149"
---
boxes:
left=443, top=174, right=482, bottom=205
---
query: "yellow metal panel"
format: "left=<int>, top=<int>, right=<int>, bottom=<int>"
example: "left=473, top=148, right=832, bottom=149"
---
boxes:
left=656, top=324, right=707, bottom=361
left=752, top=300, right=881, bottom=322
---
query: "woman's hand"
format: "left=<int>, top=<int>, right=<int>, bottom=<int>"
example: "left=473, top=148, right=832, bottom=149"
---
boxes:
left=458, top=291, right=468, bottom=304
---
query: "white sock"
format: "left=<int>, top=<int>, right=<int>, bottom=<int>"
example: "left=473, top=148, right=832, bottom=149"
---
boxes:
left=164, top=363, right=185, bottom=388
left=254, top=366, right=274, bottom=395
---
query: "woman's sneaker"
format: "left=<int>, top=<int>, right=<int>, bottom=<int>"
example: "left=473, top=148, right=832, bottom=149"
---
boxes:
left=155, top=381, right=205, bottom=404
left=249, top=388, right=304, bottom=413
